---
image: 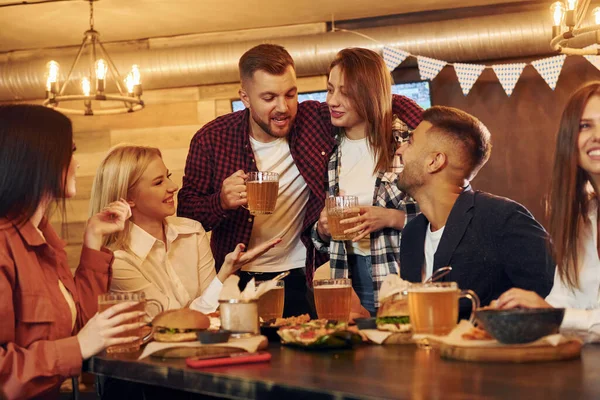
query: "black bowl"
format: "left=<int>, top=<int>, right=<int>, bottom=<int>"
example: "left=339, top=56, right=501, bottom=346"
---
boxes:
left=260, top=325, right=281, bottom=342
left=196, top=329, right=231, bottom=344
left=475, top=308, right=565, bottom=344
left=354, top=317, right=377, bottom=330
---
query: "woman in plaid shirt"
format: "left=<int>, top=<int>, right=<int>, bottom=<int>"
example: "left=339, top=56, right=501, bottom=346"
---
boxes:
left=312, top=48, right=422, bottom=314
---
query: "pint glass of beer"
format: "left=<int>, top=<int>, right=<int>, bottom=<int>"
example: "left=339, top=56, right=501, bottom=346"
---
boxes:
left=97, top=292, right=163, bottom=353
left=246, top=171, right=279, bottom=215
left=326, top=196, right=360, bottom=241
left=313, top=278, right=352, bottom=322
left=407, top=282, right=479, bottom=336
left=257, top=280, right=285, bottom=322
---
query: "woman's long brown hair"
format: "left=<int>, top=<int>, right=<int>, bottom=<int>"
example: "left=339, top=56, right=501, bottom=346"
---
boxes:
left=548, top=82, right=600, bottom=290
left=329, top=48, right=393, bottom=173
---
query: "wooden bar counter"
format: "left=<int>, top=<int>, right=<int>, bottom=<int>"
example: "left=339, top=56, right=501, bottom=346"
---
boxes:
left=86, top=343, right=600, bottom=399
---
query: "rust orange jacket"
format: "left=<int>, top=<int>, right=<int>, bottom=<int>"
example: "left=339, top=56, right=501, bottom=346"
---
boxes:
left=0, top=217, right=113, bottom=400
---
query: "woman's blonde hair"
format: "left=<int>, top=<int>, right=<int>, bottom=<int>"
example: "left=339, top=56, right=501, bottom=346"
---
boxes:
left=89, top=144, right=162, bottom=249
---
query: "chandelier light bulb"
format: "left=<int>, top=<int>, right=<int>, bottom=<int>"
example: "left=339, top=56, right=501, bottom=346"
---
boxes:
left=46, top=60, right=60, bottom=92
left=95, top=59, right=108, bottom=80
left=594, top=7, right=600, bottom=25
left=565, top=0, right=577, bottom=11
left=81, top=77, right=91, bottom=96
left=550, top=2, right=566, bottom=27
left=131, top=65, right=141, bottom=85
left=125, top=73, right=134, bottom=94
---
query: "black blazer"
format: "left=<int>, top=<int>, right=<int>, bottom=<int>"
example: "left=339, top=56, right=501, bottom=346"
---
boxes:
left=400, top=189, right=555, bottom=320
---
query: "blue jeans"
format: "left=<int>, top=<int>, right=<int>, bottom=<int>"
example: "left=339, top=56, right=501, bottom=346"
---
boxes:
left=347, top=254, right=376, bottom=316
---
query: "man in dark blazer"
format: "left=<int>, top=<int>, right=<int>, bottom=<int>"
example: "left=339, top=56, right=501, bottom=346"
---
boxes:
left=395, top=106, right=554, bottom=320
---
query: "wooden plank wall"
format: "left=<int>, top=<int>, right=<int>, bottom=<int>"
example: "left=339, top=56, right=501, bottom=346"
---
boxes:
left=51, top=76, right=328, bottom=271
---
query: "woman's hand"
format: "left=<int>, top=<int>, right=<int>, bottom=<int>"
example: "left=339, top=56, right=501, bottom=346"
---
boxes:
left=217, top=237, right=282, bottom=282
left=76, top=301, right=146, bottom=360
left=341, top=206, right=406, bottom=242
left=316, top=206, right=330, bottom=241
left=495, top=288, right=553, bottom=309
left=84, top=199, right=132, bottom=250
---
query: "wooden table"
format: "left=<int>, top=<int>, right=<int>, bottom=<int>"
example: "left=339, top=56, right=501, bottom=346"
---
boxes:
left=86, top=343, right=600, bottom=399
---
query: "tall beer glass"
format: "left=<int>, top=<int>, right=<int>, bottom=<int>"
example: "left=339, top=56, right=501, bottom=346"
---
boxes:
left=313, top=278, right=352, bottom=322
left=246, top=171, right=279, bottom=215
left=407, top=282, right=479, bottom=336
left=257, top=280, right=285, bottom=322
left=326, top=196, right=360, bottom=241
left=97, top=292, right=162, bottom=353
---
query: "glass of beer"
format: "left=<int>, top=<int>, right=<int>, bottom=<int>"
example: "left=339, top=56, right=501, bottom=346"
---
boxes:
left=245, top=171, right=279, bottom=215
left=407, top=282, right=480, bottom=336
left=326, top=196, right=360, bottom=241
left=313, top=278, right=352, bottom=322
left=97, top=292, right=163, bottom=353
left=257, top=280, right=285, bottom=323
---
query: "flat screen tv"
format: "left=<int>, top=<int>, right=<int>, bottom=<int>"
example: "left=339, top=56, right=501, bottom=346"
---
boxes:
left=231, top=80, right=432, bottom=112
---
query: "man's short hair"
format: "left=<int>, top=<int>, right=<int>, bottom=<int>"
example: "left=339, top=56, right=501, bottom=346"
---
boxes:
left=423, top=106, right=492, bottom=179
left=239, top=44, right=295, bottom=82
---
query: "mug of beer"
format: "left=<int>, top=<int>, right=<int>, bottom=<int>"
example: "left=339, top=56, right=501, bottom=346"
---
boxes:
left=97, top=292, right=163, bottom=353
left=245, top=171, right=279, bottom=215
left=407, top=282, right=480, bottom=336
left=313, top=278, right=352, bottom=322
left=257, top=280, right=285, bottom=322
left=326, top=196, right=360, bottom=241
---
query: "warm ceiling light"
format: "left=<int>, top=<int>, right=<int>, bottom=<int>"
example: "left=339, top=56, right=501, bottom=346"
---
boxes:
left=550, top=0, right=600, bottom=56
left=43, top=0, right=144, bottom=116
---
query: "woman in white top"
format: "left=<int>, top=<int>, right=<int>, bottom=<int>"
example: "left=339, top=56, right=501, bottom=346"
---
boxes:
left=497, top=82, right=600, bottom=342
left=89, top=145, right=280, bottom=316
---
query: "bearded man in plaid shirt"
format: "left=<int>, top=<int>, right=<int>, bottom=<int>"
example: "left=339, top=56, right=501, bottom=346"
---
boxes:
left=178, top=44, right=421, bottom=318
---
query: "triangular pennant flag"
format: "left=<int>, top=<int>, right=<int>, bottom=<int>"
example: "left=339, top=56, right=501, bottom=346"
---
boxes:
left=417, top=56, right=447, bottom=81
left=454, top=63, right=486, bottom=96
left=531, top=55, right=566, bottom=90
left=584, top=55, right=600, bottom=71
left=492, top=63, right=527, bottom=96
left=383, top=46, right=410, bottom=72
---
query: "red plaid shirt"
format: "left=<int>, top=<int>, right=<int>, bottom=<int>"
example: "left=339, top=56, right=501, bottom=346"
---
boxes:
left=178, top=101, right=334, bottom=283
left=178, top=96, right=423, bottom=283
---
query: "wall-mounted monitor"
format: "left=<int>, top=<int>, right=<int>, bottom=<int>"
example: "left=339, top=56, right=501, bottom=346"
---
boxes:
left=231, top=80, right=432, bottom=112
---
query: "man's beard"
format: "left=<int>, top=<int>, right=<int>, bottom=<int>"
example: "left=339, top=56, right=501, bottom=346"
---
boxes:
left=396, top=163, right=422, bottom=197
left=250, top=110, right=293, bottom=139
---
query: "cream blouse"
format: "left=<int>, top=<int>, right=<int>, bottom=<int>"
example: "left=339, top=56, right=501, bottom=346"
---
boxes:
left=110, top=216, right=222, bottom=317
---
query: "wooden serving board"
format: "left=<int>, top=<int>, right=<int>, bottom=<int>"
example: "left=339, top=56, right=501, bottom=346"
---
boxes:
left=439, top=339, right=582, bottom=363
left=150, top=336, right=268, bottom=359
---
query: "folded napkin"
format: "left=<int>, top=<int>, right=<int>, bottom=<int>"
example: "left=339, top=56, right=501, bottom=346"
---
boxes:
left=427, top=320, right=581, bottom=348
left=138, top=335, right=266, bottom=359
left=220, top=275, right=280, bottom=301
left=360, top=329, right=393, bottom=344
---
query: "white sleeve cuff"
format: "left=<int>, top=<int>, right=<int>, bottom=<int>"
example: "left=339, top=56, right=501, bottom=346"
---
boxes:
left=561, top=308, right=599, bottom=332
left=189, top=277, right=223, bottom=314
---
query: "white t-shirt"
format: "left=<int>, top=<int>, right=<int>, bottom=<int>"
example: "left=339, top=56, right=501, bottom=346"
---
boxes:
left=338, top=137, right=377, bottom=256
left=424, top=223, right=445, bottom=281
left=244, top=137, right=308, bottom=272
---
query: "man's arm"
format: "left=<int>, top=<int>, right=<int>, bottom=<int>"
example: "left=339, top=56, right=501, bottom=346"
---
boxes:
left=392, top=94, right=423, bottom=129
left=499, top=203, right=555, bottom=297
left=177, top=129, right=229, bottom=231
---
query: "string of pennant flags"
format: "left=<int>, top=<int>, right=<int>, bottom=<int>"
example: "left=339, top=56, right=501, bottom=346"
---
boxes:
left=382, top=44, right=600, bottom=97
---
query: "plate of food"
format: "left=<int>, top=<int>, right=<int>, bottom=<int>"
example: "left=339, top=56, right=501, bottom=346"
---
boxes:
left=260, top=314, right=311, bottom=342
left=277, top=320, right=362, bottom=349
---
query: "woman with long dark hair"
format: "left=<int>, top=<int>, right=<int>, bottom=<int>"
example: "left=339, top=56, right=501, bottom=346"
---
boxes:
left=0, top=105, right=143, bottom=399
left=497, top=82, right=600, bottom=341
left=311, top=48, right=422, bottom=314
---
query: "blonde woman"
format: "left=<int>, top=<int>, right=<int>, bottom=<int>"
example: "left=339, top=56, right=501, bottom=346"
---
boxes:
left=90, top=145, right=280, bottom=316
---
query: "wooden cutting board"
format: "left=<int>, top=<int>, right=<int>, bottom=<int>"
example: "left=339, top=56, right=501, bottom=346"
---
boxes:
left=150, top=336, right=269, bottom=359
left=439, top=339, right=582, bottom=363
